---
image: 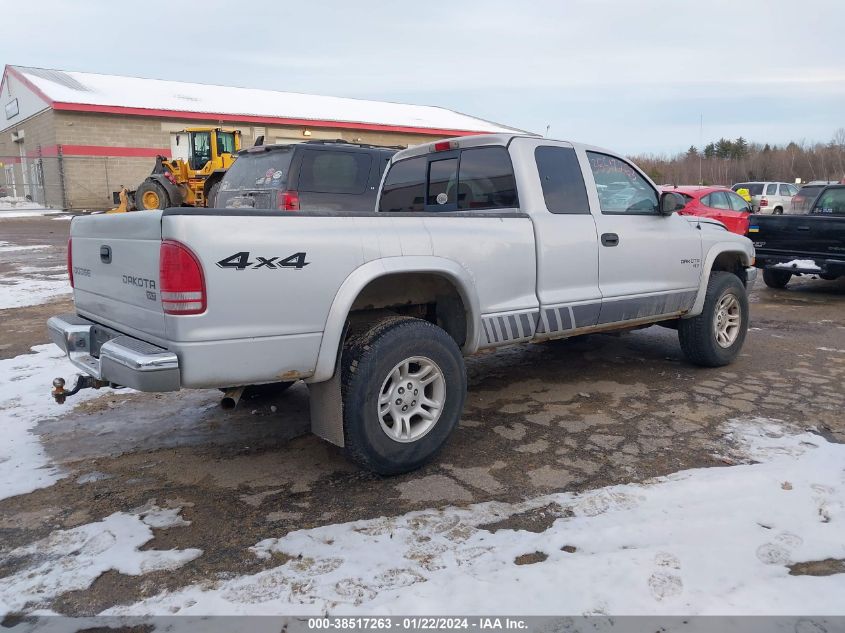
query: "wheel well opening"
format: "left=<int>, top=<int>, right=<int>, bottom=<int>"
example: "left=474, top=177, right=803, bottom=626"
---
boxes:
left=711, top=252, right=745, bottom=281
left=349, top=273, right=469, bottom=347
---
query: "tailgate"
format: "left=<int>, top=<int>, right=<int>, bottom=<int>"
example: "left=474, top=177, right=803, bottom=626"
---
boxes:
left=70, top=212, right=166, bottom=340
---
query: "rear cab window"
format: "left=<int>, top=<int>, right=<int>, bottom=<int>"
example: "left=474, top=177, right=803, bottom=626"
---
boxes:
left=734, top=183, right=764, bottom=196
left=379, top=146, right=518, bottom=213
left=220, top=148, right=293, bottom=191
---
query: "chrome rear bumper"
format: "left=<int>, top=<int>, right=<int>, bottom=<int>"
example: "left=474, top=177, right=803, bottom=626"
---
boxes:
left=47, top=313, right=180, bottom=392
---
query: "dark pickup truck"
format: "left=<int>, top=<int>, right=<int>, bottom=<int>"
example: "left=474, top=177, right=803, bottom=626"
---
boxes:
left=748, top=184, right=845, bottom=288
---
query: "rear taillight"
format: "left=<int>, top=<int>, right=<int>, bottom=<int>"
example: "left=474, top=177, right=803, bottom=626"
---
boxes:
left=760, top=198, right=768, bottom=207
left=67, top=238, right=74, bottom=288
left=277, top=189, right=300, bottom=211
left=159, top=240, right=206, bottom=315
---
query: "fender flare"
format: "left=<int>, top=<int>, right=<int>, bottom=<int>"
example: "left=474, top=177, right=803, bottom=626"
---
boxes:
left=305, top=256, right=481, bottom=383
left=687, top=243, right=754, bottom=316
left=145, top=174, right=184, bottom=207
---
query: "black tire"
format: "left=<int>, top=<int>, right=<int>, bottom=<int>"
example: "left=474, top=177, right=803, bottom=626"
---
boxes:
left=207, top=181, right=221, bottom=208
left=819, top=273, right=839, bottom=281
left=773, top=207, right=783, bottom=215
left=763, top=268, right=791, bottom=289
left=341, top=317, right=466, bottom=475
left=135, top=180, right=170, bottom=210
left=678, top=272, right=749, bottom=367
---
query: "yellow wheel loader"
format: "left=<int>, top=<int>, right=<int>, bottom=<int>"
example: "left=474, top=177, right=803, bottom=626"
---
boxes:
left=130, top=127, right=241, bottom=211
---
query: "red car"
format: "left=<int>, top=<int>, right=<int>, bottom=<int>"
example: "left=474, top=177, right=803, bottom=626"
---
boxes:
left=663, top=186, right=753, bottom=235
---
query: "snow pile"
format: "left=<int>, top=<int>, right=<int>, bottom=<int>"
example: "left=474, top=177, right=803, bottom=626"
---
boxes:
left=0, top=345, right=114, bottom=501
left=107, top=418, right=845, bottom=616
left=0, top=504, right=201, bottom=614
left=16, top=66, right=521, bottom=134
left=773, top=259, right=821, bottom=272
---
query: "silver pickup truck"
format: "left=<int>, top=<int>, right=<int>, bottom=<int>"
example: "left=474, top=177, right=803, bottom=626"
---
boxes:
left=49, top=133, right=756, bottom=474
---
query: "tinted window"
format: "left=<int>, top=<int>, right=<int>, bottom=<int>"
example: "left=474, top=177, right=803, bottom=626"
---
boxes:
left=298, top=150, right=371, bottom=194
left=379, top=157, right=426, bottom=212
left=219, top=149, right=293, bottom=191
left=779, top=184, right=791, bottom=196
left=727, top=191, right=750, bottom=211
left=587, top=152, right=658, bottom=214
left=707, top=191, right=730, bottom=210
left=812, top=188, right=845, bottom=215
left=457, top=147, right=518, bottom=210
left=734, top=183, right=764, bottom=196
left=427, top=158, right=458, bottom=207
left=534, top=146, right=589, bottom=214
left=766, top=183, right=777, bottom=195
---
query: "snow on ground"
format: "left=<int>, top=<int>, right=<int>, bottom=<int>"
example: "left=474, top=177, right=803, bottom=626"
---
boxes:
left=0, top=345, right=115, bottom=501
left=0, top=241, right=71, bottom=309
left=0, top=504, right=202, bottom=614
left=102, top=418, right=845, bottom=617
left=0, top=197, right=62, bottom=218
left=0, top=274, right=71, bottom=310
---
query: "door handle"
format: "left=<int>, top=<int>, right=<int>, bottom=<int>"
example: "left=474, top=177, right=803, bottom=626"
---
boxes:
left=601, top=233, right=619, bottom=247
left=796, top=226, right=810, bottom=231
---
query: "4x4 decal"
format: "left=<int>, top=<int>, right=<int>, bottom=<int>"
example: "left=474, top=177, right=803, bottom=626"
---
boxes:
left=216, top=251, right=309, bottom=270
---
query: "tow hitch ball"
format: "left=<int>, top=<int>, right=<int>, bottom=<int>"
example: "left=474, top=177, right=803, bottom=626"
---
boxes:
left=51, top=375, right=108, bottom=404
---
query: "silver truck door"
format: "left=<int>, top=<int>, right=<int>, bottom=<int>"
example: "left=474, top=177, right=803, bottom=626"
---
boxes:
left=510, top=138, right=603, bottom=334
left=582, top=150, right=702, bottom=324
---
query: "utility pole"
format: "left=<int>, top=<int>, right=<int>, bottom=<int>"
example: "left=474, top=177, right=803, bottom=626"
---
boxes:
left=699, top=114, right=703, bottom=185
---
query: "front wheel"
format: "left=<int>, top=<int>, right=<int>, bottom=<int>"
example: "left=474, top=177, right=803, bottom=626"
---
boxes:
left=678, top=272, right=749, bottom=367
left=135, top=180, right=170, bottom=210
left=341, top=317, right=466, bottom=475
left=763, top=269, right=791, bottom=289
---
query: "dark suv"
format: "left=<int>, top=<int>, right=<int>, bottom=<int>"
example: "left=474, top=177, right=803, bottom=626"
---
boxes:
left=214, top=140, right=398, bottom=212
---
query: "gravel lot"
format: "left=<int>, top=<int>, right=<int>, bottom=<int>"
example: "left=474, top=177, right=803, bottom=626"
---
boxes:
left=1, top=215, right=843, bottom=615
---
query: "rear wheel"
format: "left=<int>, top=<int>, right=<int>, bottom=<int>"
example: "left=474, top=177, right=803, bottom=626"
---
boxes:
left=773, top=207, right=783, bottom=215
left=678, top=272, right=748, bottom=367
left=135, top=180, right=169, bottom=210
left=341, top=317, right=466, bottom=475
left=763, top=269, right=791, bottom=289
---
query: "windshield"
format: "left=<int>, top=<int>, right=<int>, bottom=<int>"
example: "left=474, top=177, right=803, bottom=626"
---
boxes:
left=220, top=148, right=293, bottom=191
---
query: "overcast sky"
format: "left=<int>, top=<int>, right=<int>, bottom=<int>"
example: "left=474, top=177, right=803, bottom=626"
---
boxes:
left=2, top=0, right=842, bottom=154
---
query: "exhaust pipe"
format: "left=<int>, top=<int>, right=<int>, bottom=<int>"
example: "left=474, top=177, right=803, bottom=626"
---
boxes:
left=220, top=386, right=245, bottom=410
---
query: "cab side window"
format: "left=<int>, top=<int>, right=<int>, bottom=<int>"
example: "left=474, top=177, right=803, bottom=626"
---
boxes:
left=586, top=152, right=658, bottom=214
left=534, top=146, right=590, bottom=214
left=379, top=147, right=518, bottom=213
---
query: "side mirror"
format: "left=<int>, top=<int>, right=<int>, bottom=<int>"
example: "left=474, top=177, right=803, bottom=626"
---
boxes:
left=659, top=191, right=686, bottom=215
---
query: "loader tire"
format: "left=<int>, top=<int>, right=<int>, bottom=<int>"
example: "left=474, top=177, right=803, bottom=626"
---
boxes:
left=341, top=317, right=466, bottom=476
left=136, top=180, right=170, bottom=210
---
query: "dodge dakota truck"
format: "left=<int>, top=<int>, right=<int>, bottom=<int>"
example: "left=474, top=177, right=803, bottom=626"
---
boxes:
left=750, top=184, right=845, bottom=288
left=49, top=134, right=756, bottom=474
